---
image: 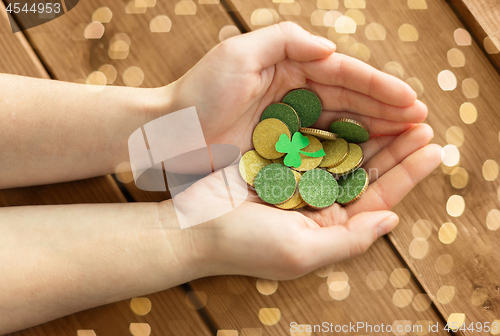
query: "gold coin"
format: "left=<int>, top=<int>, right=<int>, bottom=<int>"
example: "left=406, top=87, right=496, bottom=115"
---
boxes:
left=292, top=200, right=307, bottom=209
left=319, top=138, right=349, bottom=168
left=300, top=127, right=338, bottom=140
left=252, top=118, right=291, bottom=159
left=294, top=135, right=324, bottom=171
left=327, top=143, right=364, bottom=176
left=275, top=170, right=303, bottom=209
left=342, top=170, right=369, bottom=205
left=239, top=150, right=272, bottom=186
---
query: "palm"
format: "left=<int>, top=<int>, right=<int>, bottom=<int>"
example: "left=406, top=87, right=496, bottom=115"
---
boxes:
left=173, top=23, right=441, bottom=274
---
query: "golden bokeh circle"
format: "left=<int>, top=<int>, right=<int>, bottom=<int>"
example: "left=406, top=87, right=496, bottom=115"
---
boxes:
left=450, top=167, right=468, bottom=189
left=441, top=144, right=460, bottom=167
left=365, top=22, right=386, bottom=41
left=129, top=323, right=151, bottom=336
left=439, top=222, right=458, bottom=244
left=408, top=0, right=427, bottom=9
left=92, top=7, right=113, bottom=23
left=459, top=102, right=477, bottom=124
left=335, top=16, right=357, bottom=34
left=84, top=22, right=105, bottom=39
left=344, top=0, right=365, bottom=8
left=327, top=271, right=348, bottom=290
left=446, top=313, right=466, bottom=331
left=437, top=286, right=455, bottom=304
left=256, top=279, right=278, bottom=295
left=383, top=61, right=404, bottom=79
left=437, top=70, right=457, bottom=91
left=317, top=0, right=339, bottom=10
left=345, top=9, right=365, bottom=25
left=258, top=308, right=281, bottom=326
left=406, top=77, right=424, bottom=98
left=150, top=15, right=172, bottom=33
left=329, top=282, right=350, bottom=300
left=366, top=270, right=388, bottom=291
left=412, top=219, right=432, bottom=239
left=486, top=209, right=500, bottom=231
left=447, top=48, right=465, bottom=67
left=86, top=71, right=107, bottom=86
left=123, top=66, right=145, bottom=87
left=175, top=0, right=197, bottom=15
left=219, top=25, right=241, bottom=42
left=462, top=78, right=479, bottom=99
left=393, top=289, right=414, bottom=308
left=115, top=161, right=134, bottom=184
left=398, top=23, right=419, bottom=42
left=98, top=64, right=117, bottom=85
left=454, top=28, right=471, bottom=46
left=482, top=159, right=499, bottom=181
left=435, top=254, right=453, bottom=275
left=348, top=43, right=370, bottom=62
left=409, top=238, right=429, bottom=259
left=390, top=268, right=411, bottom=288
left=251, top=8, right=279, bottom=26
left=323, top=10, right=342, bottom=27
left=484, top=37, right=500, bottom=54
left=445, top=126, right=464, bottom=147
left=412, top=294, right=432, bottom=312
left=130, top=297, right=152, bottom=316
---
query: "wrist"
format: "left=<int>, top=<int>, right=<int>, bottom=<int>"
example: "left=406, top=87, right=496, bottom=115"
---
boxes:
left=154, top=200, right=214, bottom=283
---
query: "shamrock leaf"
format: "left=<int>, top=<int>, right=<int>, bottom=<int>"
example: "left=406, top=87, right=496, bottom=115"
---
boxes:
left=276, top=132, right=325, bottom=168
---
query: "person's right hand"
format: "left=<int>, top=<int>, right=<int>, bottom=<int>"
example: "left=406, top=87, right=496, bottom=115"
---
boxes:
left=158, top=22, right=441, bottom=281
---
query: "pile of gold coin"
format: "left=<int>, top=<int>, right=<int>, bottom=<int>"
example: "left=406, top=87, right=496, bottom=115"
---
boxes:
left=239, top=89, right=370, bottom=209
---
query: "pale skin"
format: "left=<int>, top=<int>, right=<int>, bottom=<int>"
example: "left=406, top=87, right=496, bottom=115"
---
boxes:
left=0, top=22, right=441, bottom=333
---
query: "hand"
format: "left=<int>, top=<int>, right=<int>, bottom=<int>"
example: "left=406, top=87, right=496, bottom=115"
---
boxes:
left=164, top=22, right=441, bottom=280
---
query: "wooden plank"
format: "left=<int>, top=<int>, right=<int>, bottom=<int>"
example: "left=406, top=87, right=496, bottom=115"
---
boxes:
left=217, top=0, right=500, bottom=334
left=191, top=239, right=449, bottom=335
left=447, top=0, right=500, bottom=73
left=0, top=3, right=212, bottom=335
left=456, top=0, right=500, bottom=49
left=8, top=289, right=212, bottom=336
left=11, top=0, right=240, bottom=203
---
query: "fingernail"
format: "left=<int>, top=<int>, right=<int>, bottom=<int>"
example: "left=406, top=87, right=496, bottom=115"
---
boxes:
left=377, top=214, right=399, bottom=237
left=311, top=35, right=336, bottom=50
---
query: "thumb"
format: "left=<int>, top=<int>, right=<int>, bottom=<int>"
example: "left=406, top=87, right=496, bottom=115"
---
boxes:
left=304, top=211, right=399, bottom=267
left=223, top=22, right=336, bottom=71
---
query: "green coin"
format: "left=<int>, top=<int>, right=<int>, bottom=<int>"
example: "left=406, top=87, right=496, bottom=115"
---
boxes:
left=282, top=89, right=322, bottom=128
left=329, top=118, right=370, bottom=143
left=261, top=103, right=300, bottom=134
left=298, top=169, right=339, bottom=209
left=254, top=163, right=297, bottom=204
left=336, top=168, right=369, bottom=205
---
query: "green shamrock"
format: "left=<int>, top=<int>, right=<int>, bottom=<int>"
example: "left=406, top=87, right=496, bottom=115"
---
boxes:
left=275, top=132, right=325, bottom=168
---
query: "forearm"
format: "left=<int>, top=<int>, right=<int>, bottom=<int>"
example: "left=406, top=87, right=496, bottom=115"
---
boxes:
left=0, top=200, right=201, bottom=334
left=0, top=74, right=174, bottom=188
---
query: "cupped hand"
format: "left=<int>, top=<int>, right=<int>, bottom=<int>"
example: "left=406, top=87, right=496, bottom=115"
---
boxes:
left=167, top=22, right=441, bottom=280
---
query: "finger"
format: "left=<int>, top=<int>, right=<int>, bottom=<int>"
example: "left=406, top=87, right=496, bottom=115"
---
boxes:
left=346, top=144, right=442, bottom=217
left=360, top=135, right=396, bottom=163
left=302, top=53, right=417, bottom=107
left=301, top=211, right=399, bottom=266
left=363, top=124, right=434, bottom=183
left=308, top=81, right=428, bottom=123
left=223, top=22, right=335, bottom=72
left=313, top=110, right=416, bottom=136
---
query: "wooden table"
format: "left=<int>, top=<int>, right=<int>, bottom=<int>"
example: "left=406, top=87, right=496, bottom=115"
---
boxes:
left=2, top=0, right=500, bottom=335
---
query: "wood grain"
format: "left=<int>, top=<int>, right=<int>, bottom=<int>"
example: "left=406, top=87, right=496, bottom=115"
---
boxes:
left=219, top=0, right=500, bottom=334
left=191, top=239, right=450, bottom=335
left=459, top=0, right=500, bottom=49
left=447, top=0, right=500, bottom=73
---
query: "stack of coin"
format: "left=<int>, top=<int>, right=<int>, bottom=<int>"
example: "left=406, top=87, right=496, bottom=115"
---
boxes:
left=239, top=89, right=370, bottom=209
